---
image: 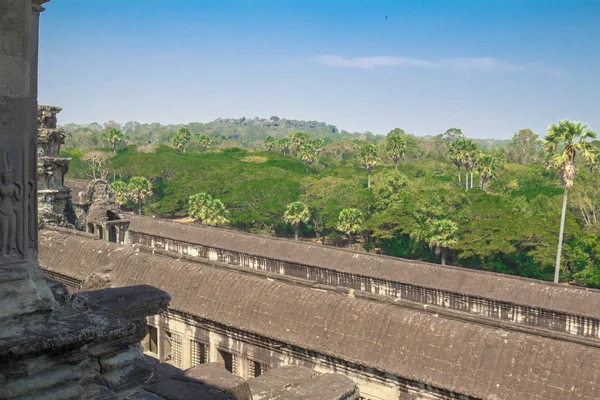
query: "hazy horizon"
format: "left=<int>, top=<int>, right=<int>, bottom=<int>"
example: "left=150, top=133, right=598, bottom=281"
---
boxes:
left=39, top=0, right=600, bottom=139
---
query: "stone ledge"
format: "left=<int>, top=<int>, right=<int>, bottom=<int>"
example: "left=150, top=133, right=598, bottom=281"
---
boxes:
left=0, top=307, right=138, bottom=363
left=71, top=285, right=171, bottom=321
left=172, top=362, right=251, bottom=400
left=145, top=378, right=236, bottom=400
left=248, top=366, right=360, bottom=400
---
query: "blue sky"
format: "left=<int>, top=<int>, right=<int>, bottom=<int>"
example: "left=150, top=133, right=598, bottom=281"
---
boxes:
left=38, top=0, right=600, bottom=138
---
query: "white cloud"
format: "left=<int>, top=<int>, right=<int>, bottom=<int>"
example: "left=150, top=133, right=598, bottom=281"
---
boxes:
left=313, top=55, right=565, bottom=76
left=314, top=55, right=434, bottom=69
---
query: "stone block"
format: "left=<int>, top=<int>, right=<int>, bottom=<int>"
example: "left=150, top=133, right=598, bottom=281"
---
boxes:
left=45, top=277, right=69, bottom=305
left=172, top=362, right=251, bottom=400
left=0, top=307, right=137, bottom=363
left=102, top=362, right=152, bottom=392
left=71, top=285, right=171, bottom=321
left=146, top=378, right=236, bottom=400
left=99, top=344, right=142, bottom=372
left=248, top=366, right=359, bottom=400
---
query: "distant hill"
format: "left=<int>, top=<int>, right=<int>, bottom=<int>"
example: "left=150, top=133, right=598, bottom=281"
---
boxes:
left=60, top=117, right=511, bottom=151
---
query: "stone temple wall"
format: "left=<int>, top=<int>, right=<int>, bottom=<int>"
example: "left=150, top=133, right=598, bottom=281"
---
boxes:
left=39, top=228, right=600, bottom=400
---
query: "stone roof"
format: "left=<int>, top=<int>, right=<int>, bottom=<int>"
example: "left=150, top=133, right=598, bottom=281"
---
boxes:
left=64, top=178, right=91, bottom=204
left=127, top=215, right=600, bottom=320
left=39, top=229, right=600, bottom=400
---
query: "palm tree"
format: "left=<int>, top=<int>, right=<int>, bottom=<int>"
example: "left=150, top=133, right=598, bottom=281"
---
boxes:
left=278, top=137, right=290, bottom=154
left=450, top=138, right=478, bottom=190
left=127, top=176, right=153, bottom=215
left=462, top=139, right=480, bottom=190
left=312, top=138, right=324, bottom=156
left=283, top=201, right=311, bottom=240
left=360, top=143, right=381, bottom=188
left=543, top=120, right=597, bottom=283
left=290, top=132, right=309, bottom=155
left=448, top=140, right=464, bottom=185
left=427, top=219, right=458, bottom=266
left=109, top=180, right=129, bottom=208
left=476, top=153, right=498, bottom=190
left=172, top=128, right=191, bottom=153
left=264, top=136, right=276, bottom=151
left=385, top=131, right=407, bottom=169
left=100, top=128, right=125, bottom=153
left=188, top=192, right=213, bottom=221
left=204, top=199, right=229, bottom=226
left=337, top=208, right=364, bottom=248
left=299, top=143, right=316, bottom=173
left=194, top=134, right=212, bottom=151
left=188, top=192, right=229, bottom=226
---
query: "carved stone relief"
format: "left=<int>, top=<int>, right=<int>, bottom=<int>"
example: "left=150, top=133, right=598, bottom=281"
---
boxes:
left=0, top=148, right=24, bottom=260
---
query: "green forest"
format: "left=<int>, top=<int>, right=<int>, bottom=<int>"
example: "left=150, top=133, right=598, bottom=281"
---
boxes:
left=61, top=118, right=600, bottom=288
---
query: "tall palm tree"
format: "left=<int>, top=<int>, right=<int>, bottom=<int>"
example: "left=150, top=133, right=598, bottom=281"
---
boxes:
left=109, top=180, right=129, bottom=209
left=427, top=219, right=458, bottom=266
left=448, top=140, right=464, bottom=185
left=385, top=132, right=407, bottom=169
left=172, top=128, right=191, bottom=153
left=299, top=143, right=316, bottom=173
left=337, top=208, right=364, bottom=248
left=543, top=120, right=597, bottom=283
left=360, top=143, right=380, bottom=188
left=460, top=139, right=479, bottom=190
left=127, top=176, right=153, bottom=215
left=476, top=153, right=498, bottom=190
left=100, top=128, right=125, bottom=153
left=283, top=201, right=311, bottom=240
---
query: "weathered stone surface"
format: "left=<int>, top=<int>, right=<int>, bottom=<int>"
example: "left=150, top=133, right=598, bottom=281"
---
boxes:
left=126, top=389, right=167, bottom=400
left=71, top=285, right=171, bottom=321
left=0, top=307, right=137, bottom=362
left=102, top=361, right=153, bottom=392
left=146, top=378, right=236, bottom=400
left=248, top=366, right=359, bottom=400
left=39, top=229, right=600, bottom=400
left=126, top=214, right=600, bottom=329
left=82, top=383, right=119, bottom=400
left=45, top=277, right=69, bottom=304
left=173, top=362, right=251, bottom=400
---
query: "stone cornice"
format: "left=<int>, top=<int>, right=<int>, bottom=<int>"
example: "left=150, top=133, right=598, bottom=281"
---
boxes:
left=31, top=0, right=51, bottom=13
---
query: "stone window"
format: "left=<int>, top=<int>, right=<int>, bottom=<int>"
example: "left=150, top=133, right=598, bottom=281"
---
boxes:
left=108, top=226, right=117, bottom=243
left=217, top=349, right=237, bottom=374
left=165, top=331, right=183, bottom=368
left=248, top=360, right=269, bottom=378
left=97, top=226, right=103, bottom=240
left=87, top=223, right=94, bottom=234
left=143, top=325, right=158, bottom=354
left=191, top=340, right=209, bottom=366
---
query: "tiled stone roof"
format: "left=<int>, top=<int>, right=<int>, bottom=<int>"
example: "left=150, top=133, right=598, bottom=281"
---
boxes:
left=39, top=229, right=600, bottom=400
left=127, top=215, right=600, bottom=320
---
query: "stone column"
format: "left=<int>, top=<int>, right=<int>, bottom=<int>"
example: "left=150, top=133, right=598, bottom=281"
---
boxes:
left=0, top=0, right=53, bottom=325
left=28, top=1, right=49, bottom=251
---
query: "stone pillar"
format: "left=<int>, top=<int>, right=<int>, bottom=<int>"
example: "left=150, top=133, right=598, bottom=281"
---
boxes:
left=28, top=1, right=49, bottom=251
left=157, top=314, right=166, bottom=362
left=0, top=0, right=53, bottom=325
